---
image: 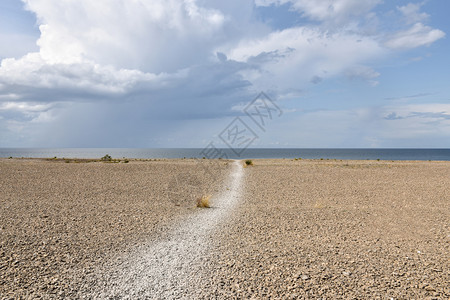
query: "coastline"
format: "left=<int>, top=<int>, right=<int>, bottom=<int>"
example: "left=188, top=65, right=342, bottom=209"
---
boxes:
left=1, top=147, right=450, bottom=161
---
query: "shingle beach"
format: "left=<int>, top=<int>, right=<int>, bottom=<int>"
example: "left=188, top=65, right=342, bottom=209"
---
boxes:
left=1, top=158, right=448, bottom=299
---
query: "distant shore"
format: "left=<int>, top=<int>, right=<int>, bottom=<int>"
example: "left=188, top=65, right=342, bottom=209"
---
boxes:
left=1, top=158, right=448, bottom=298
left=1, top=147, right=450, bottom=161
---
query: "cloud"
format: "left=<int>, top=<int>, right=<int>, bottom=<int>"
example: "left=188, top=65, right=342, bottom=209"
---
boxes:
left=345, top=65, right=380, bottom=86
left=0, top=53, right=160, bottom=96
left=409, top=111, right=450, bottom=120
left=382, top=3, right=444, bottom=50
left=266, top=103, right=450, bottom=147
left=385, top=22, right=445, bottom=49
left=1, top=1, right=260, bottom=105
left=379, top=104, right=450, bottom=143
left=0, top=0, right=447, bottom=147
left=1, top=0, right=443, bottom=102
left=0, top=0, right=390, bottom=114
left=22, top=0, right=232, bottom=72
left=224, top=26, right=386, bottom=90
left=381, top=104, right=450, bottom=128
left=310, top=76, right=323, bottom=84
left=397, top=2, right=429, bottom=24
left=384, top=112, right=403, bottom=120
left=384, top=92, right=432, bottom=101
left=255, top=0, right=381, bottom=25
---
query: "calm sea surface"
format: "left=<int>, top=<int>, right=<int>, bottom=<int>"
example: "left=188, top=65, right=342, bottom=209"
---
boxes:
left=1, top=148, right=449, bottom=161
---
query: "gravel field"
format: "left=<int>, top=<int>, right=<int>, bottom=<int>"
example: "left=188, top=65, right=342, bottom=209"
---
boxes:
left=1, top=158, right=449, bottom=299
left=204, top=159, right=449, bottom=299
left=0, top=158, right=230, bottom=298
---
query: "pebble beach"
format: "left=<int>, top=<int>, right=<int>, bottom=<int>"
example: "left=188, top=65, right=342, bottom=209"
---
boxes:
left=0, top=158, right=448, bottom=298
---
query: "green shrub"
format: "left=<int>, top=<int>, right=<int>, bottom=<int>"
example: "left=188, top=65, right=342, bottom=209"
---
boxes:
left=101, top=154, right=112, bottom=161
left=245, top=159, right=253, bottom=166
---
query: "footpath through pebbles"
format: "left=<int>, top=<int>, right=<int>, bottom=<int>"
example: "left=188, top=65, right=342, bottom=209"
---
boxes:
left=81, top=160, right=244, bottom=298
left=0, top=158, right=230, bottom=298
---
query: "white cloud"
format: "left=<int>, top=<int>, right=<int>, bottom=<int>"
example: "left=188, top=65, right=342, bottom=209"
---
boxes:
left=397, top=2, right=429, bottom=24
left=1, top=0, right=389, bottom=109
left=22, top=0, right=229, bottom=71
left=345, top=65, right=380, bottom=86
left=224, top=26, right=385, bottom=89
left=0, top=101, right=52, bottom=112
left=385, top=22, right=445, bottom=49
left=380, top=104, right=450, bottom=141
left=1, top=0, right=443, bottom=101
left=0, top=93, right=21, bottom=100
left=255, top=0, right=381, bottom=24
left=0, top=101, right=57, bottom=140
left=0, top=53, right=160, bottom=95
left=0, top=0, right=259, bottom=104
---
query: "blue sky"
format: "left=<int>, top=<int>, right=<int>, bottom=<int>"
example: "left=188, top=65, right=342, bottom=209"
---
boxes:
left=0, top=0, right=449, bottom=148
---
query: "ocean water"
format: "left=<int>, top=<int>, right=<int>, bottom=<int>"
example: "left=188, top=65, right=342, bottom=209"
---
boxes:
left=1, top=148, right=450, bottom=161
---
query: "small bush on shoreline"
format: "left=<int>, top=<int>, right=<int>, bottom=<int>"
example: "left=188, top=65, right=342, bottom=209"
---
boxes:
left=101, top=154, right=112, bottom=161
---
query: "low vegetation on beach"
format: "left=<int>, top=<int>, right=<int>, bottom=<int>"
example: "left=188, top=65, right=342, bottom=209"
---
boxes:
left=100, top=154, right=112, bottom=161
left=43, top=154, right=131, bottom=164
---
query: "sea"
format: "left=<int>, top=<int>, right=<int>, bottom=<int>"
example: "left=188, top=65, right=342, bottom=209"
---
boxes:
left=1, top=148, right=450, bottom=161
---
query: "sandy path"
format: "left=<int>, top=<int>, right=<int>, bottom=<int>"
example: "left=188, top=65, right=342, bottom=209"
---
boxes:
left=0, top=158, right=230, bottom=298
left=88, top=160, right=244, bottom=298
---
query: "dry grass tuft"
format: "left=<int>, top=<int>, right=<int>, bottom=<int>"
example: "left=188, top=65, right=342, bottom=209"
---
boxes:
left=197, top=194, right=212, bottom=208
left=314, top=201, right=325, bottom=209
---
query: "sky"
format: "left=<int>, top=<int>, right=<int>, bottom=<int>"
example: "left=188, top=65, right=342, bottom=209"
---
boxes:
left=0, top=0, right=449, bottom=148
